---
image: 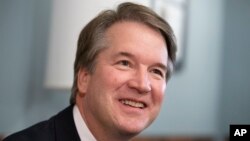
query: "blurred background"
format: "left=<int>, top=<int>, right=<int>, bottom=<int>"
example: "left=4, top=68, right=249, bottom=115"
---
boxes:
left=0, top=0, right=250, bottom=141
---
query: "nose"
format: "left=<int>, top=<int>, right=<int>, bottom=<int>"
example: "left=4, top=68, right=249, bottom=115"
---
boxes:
left=128, top=69, right=152, bottom=94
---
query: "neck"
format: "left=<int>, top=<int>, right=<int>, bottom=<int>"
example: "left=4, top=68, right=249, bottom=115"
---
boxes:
left=75, top=97, right=135, bottom=141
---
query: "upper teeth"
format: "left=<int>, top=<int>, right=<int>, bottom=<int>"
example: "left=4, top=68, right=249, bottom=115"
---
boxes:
left=121, top=99, right=145, bottom=108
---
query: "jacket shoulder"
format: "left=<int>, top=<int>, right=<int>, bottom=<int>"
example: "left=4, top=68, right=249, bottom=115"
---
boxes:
left=3, top=119, right=55, bottom=141
left=3, top=105, right=79, bottom=141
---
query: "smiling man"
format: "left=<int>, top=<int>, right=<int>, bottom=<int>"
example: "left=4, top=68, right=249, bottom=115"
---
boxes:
left=3, top=2, right=176, bottom=141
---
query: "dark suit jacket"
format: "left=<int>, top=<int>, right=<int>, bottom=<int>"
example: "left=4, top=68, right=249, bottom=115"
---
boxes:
left=3, top=105, right=81, bottom=141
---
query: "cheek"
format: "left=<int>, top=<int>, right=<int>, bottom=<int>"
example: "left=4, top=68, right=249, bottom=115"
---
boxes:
left=93, top=67, right=116, bottom=83
left=101, top=68, right=130, bottom=89
left=154, top=91, right=164, bottom=105
left=152, top=82, right=166, bottom=105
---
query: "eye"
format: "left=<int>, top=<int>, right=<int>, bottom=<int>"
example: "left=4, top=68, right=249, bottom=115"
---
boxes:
left=116, top=60, right=132, bottom=69
left=118, top=60, right=130, bottom=66
left=151, top=69, right=165, bottom=78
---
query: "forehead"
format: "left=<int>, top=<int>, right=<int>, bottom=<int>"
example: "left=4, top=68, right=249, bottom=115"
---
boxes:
left=101, top=21, right=168, bottom=64
left=105, top=21, right=164, bottom=42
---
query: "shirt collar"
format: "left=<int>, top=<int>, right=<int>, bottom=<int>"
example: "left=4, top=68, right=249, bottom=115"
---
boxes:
left=73, top=105, right=97, bottom=141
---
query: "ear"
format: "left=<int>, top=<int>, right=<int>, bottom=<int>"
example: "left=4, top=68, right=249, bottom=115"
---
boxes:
left=77, top=67, right=90, bottom=97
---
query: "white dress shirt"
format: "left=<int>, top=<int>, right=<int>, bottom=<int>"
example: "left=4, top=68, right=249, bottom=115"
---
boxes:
left=73, top=105, right=97, bottom=141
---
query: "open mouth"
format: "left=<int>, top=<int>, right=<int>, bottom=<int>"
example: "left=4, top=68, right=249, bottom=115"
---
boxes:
left=119, top=99, right=147, bottom=109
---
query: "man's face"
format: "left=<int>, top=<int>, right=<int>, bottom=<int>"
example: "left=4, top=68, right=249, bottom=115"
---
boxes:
left=77, top=21, right=168, bottom=137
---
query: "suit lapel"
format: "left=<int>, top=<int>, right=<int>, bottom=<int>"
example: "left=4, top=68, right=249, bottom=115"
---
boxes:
left=54, top=105, right=81, bottom=141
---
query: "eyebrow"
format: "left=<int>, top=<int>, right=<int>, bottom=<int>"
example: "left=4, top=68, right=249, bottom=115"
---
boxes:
left=114, top=51, right=135, bottom=59
left=114, top=51, right=168, bottom=72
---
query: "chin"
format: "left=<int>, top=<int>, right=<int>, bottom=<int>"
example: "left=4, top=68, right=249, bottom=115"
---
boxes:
left=118, top=128, right=142, bottom=138
left=117, top=122, right=148, bottom=137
